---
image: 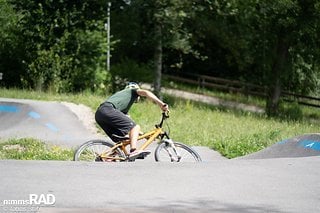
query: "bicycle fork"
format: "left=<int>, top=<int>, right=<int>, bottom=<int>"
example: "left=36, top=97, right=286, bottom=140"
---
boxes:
left=162, top=139, right=181, bottom=162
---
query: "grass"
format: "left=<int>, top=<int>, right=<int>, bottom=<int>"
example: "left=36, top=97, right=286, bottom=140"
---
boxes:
left=0, top=87, right=319, bottom=159
left=131, top=98, right=319, bottom=158
left=0, top=138, right=73, bottom=160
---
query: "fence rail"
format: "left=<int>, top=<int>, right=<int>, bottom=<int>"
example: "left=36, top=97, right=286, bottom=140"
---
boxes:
left=164, top=73, right=320, bottom=108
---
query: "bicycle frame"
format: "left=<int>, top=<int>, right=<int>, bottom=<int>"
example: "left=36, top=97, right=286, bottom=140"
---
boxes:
left=100, top=113, right=169, bottom=161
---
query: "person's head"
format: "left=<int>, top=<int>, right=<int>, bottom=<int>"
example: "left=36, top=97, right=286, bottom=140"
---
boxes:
left=125, top=82, right=140, bottom=90
left=125, top=82, right=141, bottom=102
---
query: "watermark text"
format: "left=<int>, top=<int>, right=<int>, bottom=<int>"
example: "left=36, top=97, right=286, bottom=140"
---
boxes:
left=1, top=194, right=55, bottom=212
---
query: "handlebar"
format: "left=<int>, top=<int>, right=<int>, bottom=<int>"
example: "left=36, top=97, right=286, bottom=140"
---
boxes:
left=163, top=111, right=169, bottom=118
left=158, top=111, right=169, bottom=128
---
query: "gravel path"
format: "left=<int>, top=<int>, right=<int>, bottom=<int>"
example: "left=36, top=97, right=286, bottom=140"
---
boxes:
left=141, top=84, right=265, bottom=113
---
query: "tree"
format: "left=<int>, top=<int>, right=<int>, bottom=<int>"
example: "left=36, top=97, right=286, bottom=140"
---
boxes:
left=111, top=0, right=198, bottom=96
left=193, top=0, right=320, bottom=116
left=6, top=0, right=111, bottom=92
left=255, top=0, right=320, bottom=115
left=150, top=0, right=199, bottom=96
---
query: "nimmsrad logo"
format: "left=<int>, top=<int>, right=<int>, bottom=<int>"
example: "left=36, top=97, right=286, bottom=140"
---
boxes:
left=1, top=194, right=55, bottom=212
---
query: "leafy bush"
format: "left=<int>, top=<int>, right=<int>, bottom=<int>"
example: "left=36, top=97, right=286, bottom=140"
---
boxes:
left=3, top=1, right=110, bottom=93
left=25, top=27, right=108, bottom=93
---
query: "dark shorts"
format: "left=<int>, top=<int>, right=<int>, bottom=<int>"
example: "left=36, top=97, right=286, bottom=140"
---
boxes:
left=95, top=102, right=136, bottom=142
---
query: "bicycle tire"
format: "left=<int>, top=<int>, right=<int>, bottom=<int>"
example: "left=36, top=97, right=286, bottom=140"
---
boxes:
left=154, top=141, right=202, bottom=162
left=74, top=139, right=126, bottom=162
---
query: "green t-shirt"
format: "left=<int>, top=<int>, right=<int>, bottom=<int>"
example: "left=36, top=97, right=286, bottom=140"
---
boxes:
left=105, top=88, right=139, bottom=113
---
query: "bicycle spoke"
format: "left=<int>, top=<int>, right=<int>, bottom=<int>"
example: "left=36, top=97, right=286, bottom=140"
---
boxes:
left=74, top=140, right=126, bottom=162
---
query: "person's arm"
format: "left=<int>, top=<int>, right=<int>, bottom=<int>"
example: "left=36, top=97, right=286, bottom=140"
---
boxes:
left=136, top=89, right=169, bottom=111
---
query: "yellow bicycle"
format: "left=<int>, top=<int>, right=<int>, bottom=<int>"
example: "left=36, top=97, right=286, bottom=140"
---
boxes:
left=73, top=112, right=202, bottom=162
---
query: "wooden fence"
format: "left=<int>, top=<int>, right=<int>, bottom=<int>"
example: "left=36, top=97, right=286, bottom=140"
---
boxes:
left=164, top=73, right=320, bottom=108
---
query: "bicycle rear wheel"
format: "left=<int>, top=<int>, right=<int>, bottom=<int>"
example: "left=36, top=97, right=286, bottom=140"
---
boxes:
left=155, top=141, right=202, bottom=162
left=74, top=139, right=126, bottom=162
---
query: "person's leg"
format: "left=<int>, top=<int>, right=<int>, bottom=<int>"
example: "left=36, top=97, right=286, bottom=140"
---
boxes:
left=129, top=124, right=140, bottom=151
left=128, top=124, right=151, bottom=160
left=96, top=104, right=149, bottom=160
left=95, top=104, right=117, bottom=139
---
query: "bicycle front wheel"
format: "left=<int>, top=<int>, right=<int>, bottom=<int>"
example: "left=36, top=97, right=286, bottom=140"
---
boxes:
left=155, top=141, right=202, bottom=162
left=74, top=139, right=126, bottom=162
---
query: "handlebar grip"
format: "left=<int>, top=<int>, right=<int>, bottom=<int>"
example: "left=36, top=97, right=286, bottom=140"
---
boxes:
left=163, top=111, right=170, bottom=118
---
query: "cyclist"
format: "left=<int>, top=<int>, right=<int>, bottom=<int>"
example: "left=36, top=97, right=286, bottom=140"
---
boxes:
left=95, top=82, right=169, bottom=160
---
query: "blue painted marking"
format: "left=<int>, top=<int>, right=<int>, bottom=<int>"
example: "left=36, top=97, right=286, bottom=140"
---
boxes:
left=45, top=123, right=59, bottom=132
left=0, top=105, right=20, bottom=112
left=28, top=111, right=41, bottom=119
left=298, top=140, right=320, bottom=151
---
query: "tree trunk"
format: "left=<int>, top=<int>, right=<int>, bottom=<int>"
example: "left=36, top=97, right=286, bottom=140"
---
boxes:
left=153, top=24, right=162, bottom=98
left=266, top=38, right=289, bottom=116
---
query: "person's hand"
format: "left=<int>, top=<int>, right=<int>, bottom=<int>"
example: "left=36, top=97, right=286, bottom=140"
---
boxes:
left=161, top=103, right=169, bottom=112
